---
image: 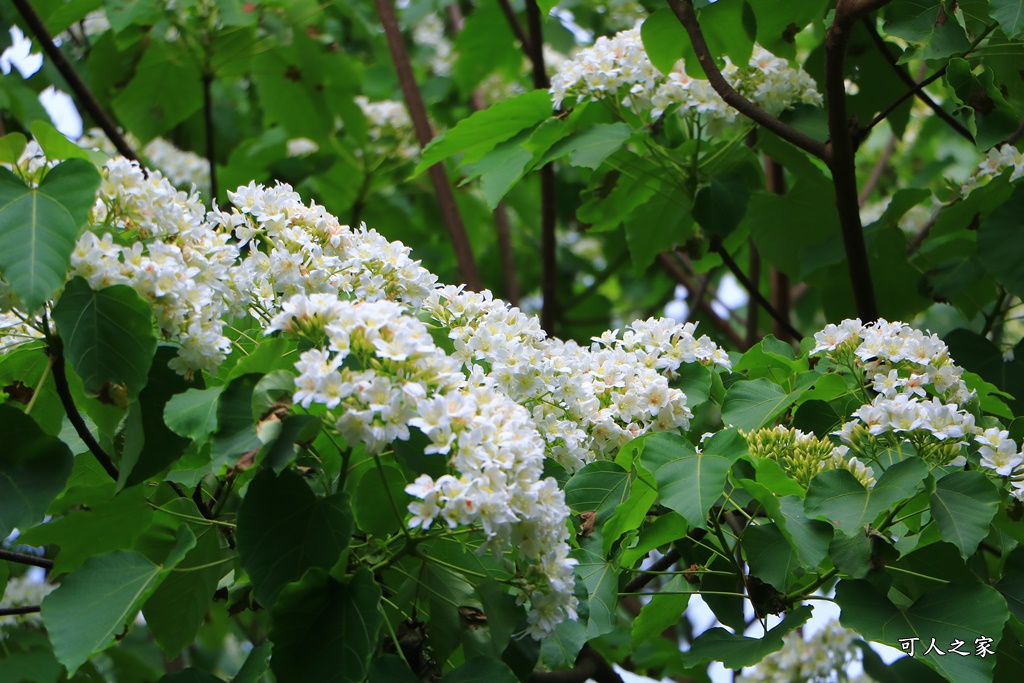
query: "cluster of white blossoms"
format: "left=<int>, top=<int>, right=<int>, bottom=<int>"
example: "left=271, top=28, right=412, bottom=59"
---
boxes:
left=412, top=13, right=454, bottom=76
left=549, top=27, right=821, bottom=124
left=265, top=292, right=576, bottom=636
left=960, top=143, right=1024, bottom=196
left=0, top=575, right=53, bottom=636
left=78, top=129, right=211, bottom=193
left=424, top=286, right=731, bottom=471
left=353, top=96, right=418, bottom=160
left=813, top=319, right=1024, bottom=495
left=738, top=620, right=870, bottom=683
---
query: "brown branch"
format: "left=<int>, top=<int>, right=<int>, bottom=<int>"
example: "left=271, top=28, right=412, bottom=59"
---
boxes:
left=497, top=0, right=533, bottom=60
left=623, top=548, right=682, bottom=594
left=0, top=606, right=41, bottom=617
left=375, top=0, right=481, bottom=290
left=523, top=0, right=559, bottom=335
left=763, top=157, right=793, bottom=342
left=531, top=645, right=625, bottom=683
left=745, top=243, right=760, bottom=347
left=859, top=133, right=896, bottom=206
left=857, top=69, right=947, bottom=140
left=202, top=73, right=218, bottom=202
left=666, top=0, right=828, bottom=161
left=861, top=17, right=974, bottom=143
left=11, top=0, right=138, bottom=163
left=48, top=344, right=119, bottom=481
left=823, top=0, right=886, bottom=321
left=0, top=548, right=54, bottom=570
left=447, top=6, right=521, bottom=307
left=657, top=253, right=745, bottom=349
left=710, top=243, right=804, bottom=341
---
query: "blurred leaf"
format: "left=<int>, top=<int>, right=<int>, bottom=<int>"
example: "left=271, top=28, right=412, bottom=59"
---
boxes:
left=929, top=470, right=1001, bottom=559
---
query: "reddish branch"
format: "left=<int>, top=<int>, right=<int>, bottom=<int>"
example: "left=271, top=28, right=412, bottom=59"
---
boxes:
left=764, top=157, right=793, bottom=342
left=823, top=0, right=891, bottom=321
left=522, top=1, right=560, bottom=335
left=11, top=0, right=138, bottom=162
left=374, top=0, right=482, bottom=290
left=666, top=0, right=828, bottom=161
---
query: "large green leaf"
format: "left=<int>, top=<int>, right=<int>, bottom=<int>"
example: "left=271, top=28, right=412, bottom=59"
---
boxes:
left=640, top=430, right=744, bottom=530
left=440, top=657, right=519, bottom=683
left=804, top=457, right=929, bottom=537
left=0, top=160, right=100, bottom=311
left=682, top=606, right=812, bottom=668
left=631, top=575, right=691, bottom=647
left=269, top=568, right=381, bottom=683
left=641, top=8, right=687, bottom=75
left=112, top=41, right=203, bottom=141
left=570, top=535, right=618, bottom=638
left=543, top=123, right=635, bottom=170
left=978, top=185, right=1024, bottom=300
left=41, top=551, right=165, bottom=675
left=210, top=374, right=263, bottom=468
left=722, top=377, right=802, bottom=431
left=415, top=90, right=552, bottom=174
left=143, top=528, right=226, bottom=657
left=600, top=467, right=657, bottom=555
left=236, top=468, right=353, bottom=608
left=929, top=470, right=1001, bottom=559
left=0, top=404, right=74, bottom=541
left=233, top=641, right=272, bottom=683
left=163, top=385, right=225, bottom=442
left=52, top=277, right=157, bottom=402
left=743, top=523, right=801, bottom=592
left=564, top=461, right=631, bottom=526
left=349, top=461, right=408, bottom=538
left=991, top=0, right=1024, bottom=37
left=884, top=0, right=971, bottom=60
left=837, top=580, right=1009, bottom=683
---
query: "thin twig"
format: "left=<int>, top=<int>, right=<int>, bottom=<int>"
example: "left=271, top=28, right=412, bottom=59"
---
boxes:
left=710, top=243, right=804, bottom=340
left=530, top=645, right=625, bottom=683
left=374, top=0, right=481, bottom=290
left=763, top=156, right=793, bottom=342
left=823, top=0, right=890, bottom=321
left=623, top=549, right=682, bottom=594
left=0, top=548, right=54, bottom=570
left=666, top=0, right=828, bottom=161
left=202, top=73, right=218, bottom=202
left=857, top=69, right=947, bottom=139
left=523, top=0, right=559, bottom=335
left=0, top=606, right=41, bottom=617
left=496, top=0, right=533, bottom=59
left=657, top=253, right=745, bottom=349
left=859, top=134, right=897, bottom=205
left=11, top=0, right=138, bottom=162
left=745, top=243, right=760, bottom=347
left=48, top=345, right=119, bottom=481
left=861, top=17, right=974, bottom=143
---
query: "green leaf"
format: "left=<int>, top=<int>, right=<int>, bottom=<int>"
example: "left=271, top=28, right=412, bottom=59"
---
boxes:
left=233, top=641, right=272, bottom=683
left=0, top=160, right=101, bottom=311
left=805, top=457, right=929, bottom=537
left=465, top=136, right=534, bottom=210
left=546, top=123, right=635, bottom=170
left=570, top=536, right=618, bottom=638
left=884, top=0, right=971, bottom=60
left=112, top=41, right=203, bottom=141
left=0, top=132, right=27, bottom=164
left=683, top=606, right=812, bottom=668
left=978, top=185, right=1024, bottom=300
left=260, top=414, right=321, bottom=473
left=744, top=523, right=800, bottom=592
left=564, top=461, right=630, bottom=526
left=693, top=173, right=751, bottom=238
left=600, top=468, right=657, bottom=555
left=369, top=656, right=419, bottom=683
left=269, top=567, right=381, bottom=683
left=143, top=528, right=226, bottom=658
left=0, top=404, right=74, bottom=541
left=739, top=480, right=833, bottom=566
left=163, top=385, right=225, bottom=442
left=52, top=277, right=157, bottom=402
left=415, top=90, right=552, bottom=174
left=210, top=374, right=263, bottom=467
left=441, top=657, right=519, bottom=683
left=620, top=511, right=688, bottom=567
left=929, top=470, right=1000, bottom=559
left=159, top=671, right=225, bottom=683
left=41, top=551, right=164, bottom=675
left=991, top=0, right=1024, bottom=39
left=451, top=2, right=518, bottom=96
left=540, top=619, right=588, bottom=669
left=119, top=346, right=200, bottom=487
left=350, top=461, right=408, bottom=538
left=722, top=377, right=799, bottom=431
left=748, top=0, right=828, bottom=58
left=236, top=469, right=353, bottom=608
left=20, top=487, right=155, bottom=576
left=624, top=189, right=694, bottom=270
left=632, top=576, right=691, bottom=647
left=29, top=120, right=104, bottom=164
left=641, top=8, right=687, bottom=75
left=837, top=580, right=1009, bottom=683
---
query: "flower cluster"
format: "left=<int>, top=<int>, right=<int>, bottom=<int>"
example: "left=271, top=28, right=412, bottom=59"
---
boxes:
left=549, top=27, right=821, bottom=124
left=267, top=292, right=576, bottom=637
left=78, top=128, right=211, bottom=193
left=960, top=143, right=1024, bottom=196
left=813, top=318, right=1024, bottom=494
left=745, top=425, right=875, bottom=488
left=425, top=287, right=731, bottom=471
left=738, top=619, right=870, bottom=683
left=354, top=96, right=418, bottom=160
left=0, top=575, right=53, bottom=636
